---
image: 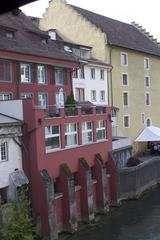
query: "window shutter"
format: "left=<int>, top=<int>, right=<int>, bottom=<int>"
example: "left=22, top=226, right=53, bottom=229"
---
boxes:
left=5, top=62, right=11, bottom=81
left=32, top=63, right=37, bottom=83
left=15, top=61, right=20, bottom=83
left=0, top=62, right=4, bottom=81
left=64, top=69, right=68, bottom=85
left=52, top=67, right=55, bottom=85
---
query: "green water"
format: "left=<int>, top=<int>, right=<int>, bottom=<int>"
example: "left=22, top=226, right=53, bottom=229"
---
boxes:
left=70, top=186, right=160, bottom=240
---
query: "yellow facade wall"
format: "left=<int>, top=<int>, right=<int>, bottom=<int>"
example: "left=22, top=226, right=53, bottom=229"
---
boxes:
left=40, top=0, right=160, bottom=150
left=40, top=0, right=107, bottom=61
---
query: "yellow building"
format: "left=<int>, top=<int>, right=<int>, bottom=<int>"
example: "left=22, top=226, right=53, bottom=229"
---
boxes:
left=39, top=0, right=160, bottom=151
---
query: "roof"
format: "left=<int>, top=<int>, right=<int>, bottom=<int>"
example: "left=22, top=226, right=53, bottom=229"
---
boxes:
left=135, top=126, right=160, bottom=142
left=71, top=5, right=160, bottom=57
left=0, top=113, right=22, bottom=126
left=0, top=0, right=37, bottom=14
left=0, top=10, right=78, bottom=63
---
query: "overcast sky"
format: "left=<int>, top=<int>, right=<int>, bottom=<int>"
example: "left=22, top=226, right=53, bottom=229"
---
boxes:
left=21, top=0, right=160, bottom=41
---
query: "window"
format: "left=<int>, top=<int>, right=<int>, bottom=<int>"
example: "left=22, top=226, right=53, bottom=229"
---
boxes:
left=38, top=93, right=48, bottom=108
left=55, top=68, right=64, bottom=85
left=145, top=92, right=151, bottom=106
left=141, top=113, right=145, bottom=124
left=124, top=115, right=130, bottom=128
left=122, top=73, right=128, bottom=85
left=0, top=61, right=11, bottom=82
left=91, top=90, right=96, bottom=102
left=144, top=58, right=150, bottom=69
left=75, top=88, right=85, bottom=102
left=96, top=120, right=106, bottom=140
left=0, top=187, right=8, bottom=204
left=146, top=118, right=152, bottom=127
left=55, top=91, right=66, bottom=108
left=79, top=67, right=85, bottom=79
left=20, top=92, right=33, bottom=99
left=37, top=65, right=46, bottom=84
left=82, top=122, right=93, bottom=144
left=145, top=76, right=150, bottom=87
left=100, top=69, right=104, bottom=80
left=45, top=125, right=60, bottom=150
left=80, top=48, right=91, bottom=59
left=0, top=92, right=12, bottom=101
left=65, top=123, right=77, bottom=147
left=90, top=68, right=95, bottom=79
left=6, top=31, right=14, bottom=38
left=100, top=90, right=105, bottom=102
left=121, top=52, right=128, bottom=66
left=123, top=92, right=129, bottom=106
left=0, top=142, right=8, bottom=162
left=72, top=68, right=78, bottom=78
left=20, top=63, right=31, bottom=83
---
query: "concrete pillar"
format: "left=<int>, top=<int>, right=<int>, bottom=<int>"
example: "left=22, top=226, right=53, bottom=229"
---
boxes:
left=40, top=169, right=58, bottom=240
left=94, top=154, right=109, bottom=213
left=59, top=163, right=78, bottom=233
left=78, top=157, right=94, bottom=223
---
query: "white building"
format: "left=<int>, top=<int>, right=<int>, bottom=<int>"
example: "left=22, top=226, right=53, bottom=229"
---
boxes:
left=62, top=42, right=112, bottom=105
left=0, top=100, right=28, bottom=203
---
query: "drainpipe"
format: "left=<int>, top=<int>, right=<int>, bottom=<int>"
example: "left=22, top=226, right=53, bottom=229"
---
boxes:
left=108, top=44, right=113, bottom=108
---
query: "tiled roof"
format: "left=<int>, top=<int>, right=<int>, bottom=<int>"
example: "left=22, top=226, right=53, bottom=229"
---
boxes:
left=71, top=5, right=160, bottom=57
left=0, top=10, right=77, bottom=63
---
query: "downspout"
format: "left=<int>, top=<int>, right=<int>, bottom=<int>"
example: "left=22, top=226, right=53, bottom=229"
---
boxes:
left=108, top=44, right=113, bottom=108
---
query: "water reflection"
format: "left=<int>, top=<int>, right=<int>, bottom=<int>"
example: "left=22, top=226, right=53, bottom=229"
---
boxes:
left=69, top=186, right=160, bottom=240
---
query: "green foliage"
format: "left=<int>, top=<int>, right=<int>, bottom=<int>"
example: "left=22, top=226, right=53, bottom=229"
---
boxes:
left=61, top=163, right=72, bottom=177
left=79, top=157, right=90, bottom=170
left=65, top=90, right=76, bottom=107
left=0, top=186, right=36, bottom=240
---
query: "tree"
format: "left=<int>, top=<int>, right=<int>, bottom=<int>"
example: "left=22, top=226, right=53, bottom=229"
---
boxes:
left=0, top=186, right=36, bottom=240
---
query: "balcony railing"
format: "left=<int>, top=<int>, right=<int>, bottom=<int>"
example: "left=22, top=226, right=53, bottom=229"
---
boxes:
left=44, top=105, right=108, bottom=118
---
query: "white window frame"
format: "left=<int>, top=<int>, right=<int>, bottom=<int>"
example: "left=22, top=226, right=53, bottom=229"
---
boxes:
left=0, top=92, right=12, bottom=101
left=55, top=67, right=64, bottom=85
left=79, top=66, right=85, bottom=79
left=100, top=90, right=105, bottom=102
left=90, top=68, right=95, bottom=79
left=121, top=52, right=128, bottom=66
left=123, top=91, right=129, bottom=106
left=123, top=115, right=130, bottom=128
left=37, top=65, right=46, bottom=84
left=144, top=76, right=150, bottom=87
left=91, top=90, right=96, bottom=102
left=20, top=92, right=33, bottom=99
left=38, top=93, right=48, bottom=108
left=144, top=57, right=150, bottom=69
left=145, top=92, right=151, bottom=106
left=146, top=117, right=152, bottom=127
left=82, top=121, right=93, bottom=144
left=122, top=73, right=129, bottom=86
left=100, top=69, right=104, bottom=80
left=65, top=123, right=78, bottom=147
left=20, top=63, right=31, bottom=83
left=141, top=112, right=145, bottom=125
left=0, top=141, right=8, bottom=162
left=45, top=125, right=61, bottom=151
left=96, top=120, right=106, bottom=141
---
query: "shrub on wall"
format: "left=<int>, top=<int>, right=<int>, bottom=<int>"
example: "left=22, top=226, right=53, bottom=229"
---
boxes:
left=126, top=156, right=141, bottom=167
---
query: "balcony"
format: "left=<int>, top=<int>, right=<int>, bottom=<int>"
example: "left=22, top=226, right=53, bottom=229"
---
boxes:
left=44, top=105, right=108, bottom=118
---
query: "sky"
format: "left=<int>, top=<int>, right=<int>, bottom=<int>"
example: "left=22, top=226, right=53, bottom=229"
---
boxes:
left=21, top=0, right=160, bottom=41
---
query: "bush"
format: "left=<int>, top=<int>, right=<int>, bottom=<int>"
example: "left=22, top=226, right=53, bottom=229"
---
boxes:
left=126, top=156, right=141, bottom=167
left=0, top=186, right=36, bottom=240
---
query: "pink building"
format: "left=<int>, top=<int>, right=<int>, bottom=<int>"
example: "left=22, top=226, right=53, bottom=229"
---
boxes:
left=0, top=10, right=118, bottom=239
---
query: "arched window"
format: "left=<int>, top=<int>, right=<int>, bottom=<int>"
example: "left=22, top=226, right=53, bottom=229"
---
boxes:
left=146, top=118, right=152, bottom=127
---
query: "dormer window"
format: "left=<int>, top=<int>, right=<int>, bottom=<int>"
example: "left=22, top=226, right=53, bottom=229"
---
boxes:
left=6, top=31, right=14, bottom=38
left=41, top=39, right=47, bottom=44
left=80, top=48, right=91, bottom=59
left=48, top=30, right=56, bottom=40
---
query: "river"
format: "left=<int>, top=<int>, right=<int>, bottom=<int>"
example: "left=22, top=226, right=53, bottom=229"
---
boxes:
left=69, top=186, right=160, bottom=240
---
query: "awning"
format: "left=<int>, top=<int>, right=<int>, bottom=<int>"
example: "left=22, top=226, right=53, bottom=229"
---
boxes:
left=135, top=126, right=160, bottom=142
